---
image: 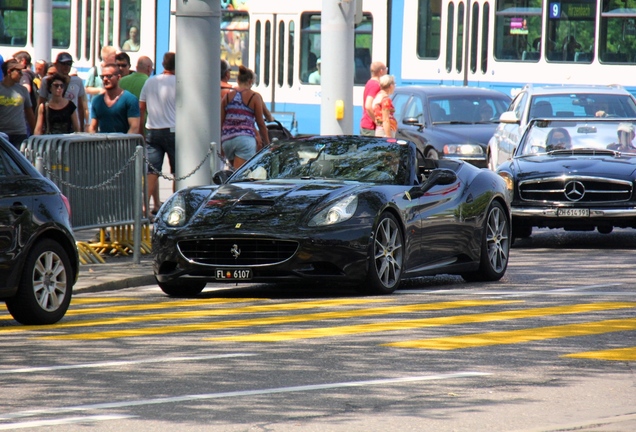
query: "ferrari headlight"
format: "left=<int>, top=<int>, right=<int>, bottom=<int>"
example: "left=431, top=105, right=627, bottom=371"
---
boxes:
left=163, top=194, right=187, bottom=227
left=309, top=195, right=358, bottom=227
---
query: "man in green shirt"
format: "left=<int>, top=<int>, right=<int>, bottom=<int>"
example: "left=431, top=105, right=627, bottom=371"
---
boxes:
left=119, top=56, right=153, bottom=100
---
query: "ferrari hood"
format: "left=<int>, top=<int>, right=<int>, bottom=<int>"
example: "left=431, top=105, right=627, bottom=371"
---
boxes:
left=186, top=180, right=362, bottom=229
left=513, top=154, right=636, bottom=181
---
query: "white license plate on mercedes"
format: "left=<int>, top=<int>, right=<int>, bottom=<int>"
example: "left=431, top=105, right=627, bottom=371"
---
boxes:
left=216, top=269, right=252, bottom=280
left=557, top=208, right=589, bottom=217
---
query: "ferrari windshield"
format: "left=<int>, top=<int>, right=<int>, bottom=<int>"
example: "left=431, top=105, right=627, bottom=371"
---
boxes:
left=230, top=137, right=413, bottom=185
left=516, top=119, right=636, bottom=156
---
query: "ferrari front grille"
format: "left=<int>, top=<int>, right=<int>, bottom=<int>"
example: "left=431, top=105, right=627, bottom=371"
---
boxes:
left=519, top=177, right=633, bottom=203
left=178, top=238, right=299, bottom=266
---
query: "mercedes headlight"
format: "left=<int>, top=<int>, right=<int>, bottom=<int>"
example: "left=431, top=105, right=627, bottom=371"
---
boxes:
left=309, top=195, right=358, bottom=227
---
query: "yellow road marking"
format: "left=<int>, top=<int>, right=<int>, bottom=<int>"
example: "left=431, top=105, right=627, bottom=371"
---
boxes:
left=205, top=302, right=636, bottom=343
left=70, top=298, right=137, bottom=305
left=563, top=346, right=636, bottom=361
left=386, top=318, right=636, bottom=350
left=34, top=300, right=513, bottom=340
left=0, top=298, right=391, bottom=334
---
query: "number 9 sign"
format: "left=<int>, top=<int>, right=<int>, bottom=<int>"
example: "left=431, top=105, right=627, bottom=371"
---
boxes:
left=549, top=2, right=561, bottom=19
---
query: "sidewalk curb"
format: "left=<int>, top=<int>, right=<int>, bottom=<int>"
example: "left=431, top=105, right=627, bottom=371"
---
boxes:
left=74, top=274, right=156, bottom=294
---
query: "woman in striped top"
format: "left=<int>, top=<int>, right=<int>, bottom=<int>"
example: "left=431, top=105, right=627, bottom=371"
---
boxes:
left=221, top=65, right=269, bottom=169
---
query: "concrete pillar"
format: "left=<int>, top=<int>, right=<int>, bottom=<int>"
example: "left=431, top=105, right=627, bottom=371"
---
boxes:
left=320, top=0, right=356, bottom=135
left=33, top=0, right=52, bottom=63
left=175, top=0, right=220, bottom=189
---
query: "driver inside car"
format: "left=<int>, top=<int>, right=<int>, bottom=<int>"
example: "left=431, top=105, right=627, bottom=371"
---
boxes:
left=545, top=127, right=572, bottom=151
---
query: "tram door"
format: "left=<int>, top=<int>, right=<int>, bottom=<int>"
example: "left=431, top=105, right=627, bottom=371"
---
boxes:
left=443, top=0, right=490, bottom=84
left=249, top=13, right=300, bottom=124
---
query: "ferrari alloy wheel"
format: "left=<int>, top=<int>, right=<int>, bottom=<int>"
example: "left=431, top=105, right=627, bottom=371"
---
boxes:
left=365, top=212, right=404, bottom=294
left=462, top=201, right=510, bottom=282
left=6, top=239, right=74, bottom=325
left=158, top=279, right=207, bottom=297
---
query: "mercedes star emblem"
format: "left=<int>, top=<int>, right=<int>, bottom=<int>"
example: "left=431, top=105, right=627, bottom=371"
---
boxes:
left=564, top=181, right=585, bottom=202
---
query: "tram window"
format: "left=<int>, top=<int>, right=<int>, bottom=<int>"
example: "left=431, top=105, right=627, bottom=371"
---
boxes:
left=120, top=0, right=141, bottom=52
left=600, top=0, right=636, bottom=64
left=445, top=2, right=454, bottom=72
left=222, top=11, right=249, bottom=77
left=278, top=21, right=285, bottom=87
left=0, top=3, right=27, bottom=46
left=255, top=21, right=261, bottom=85
left=300, top=13, right=320, bottom=84
left=494, top=0, right=542, bottom=62
left=417, top=0, right=441, bottom=59
left=264, top=20, right=272, bottom=86
left=481, top=2, right=490, bottom=73
left=288, top=21, right=295, bottom=87
left=546, top=0, right=596, bottom=63
left=456, top=2, right=465, bottom=73
left=300, top=12, right=373, bottom=85
left=354, top=14, right=373, bottom=85
left=53, top=1, right=71, bottom=48
left=470, top=3, right=479, bottom=73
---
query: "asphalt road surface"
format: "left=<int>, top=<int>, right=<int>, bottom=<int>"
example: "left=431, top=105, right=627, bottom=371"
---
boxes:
left=1, top=229, right=635, bottom=431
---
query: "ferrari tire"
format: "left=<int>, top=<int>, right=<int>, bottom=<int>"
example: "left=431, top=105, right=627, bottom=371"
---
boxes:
left=158, top=280, right=207, bottom=297
left=6, top=239, right=74, bottom=325
left=462, top=201, right=510, bottom=282
left=362, top=212, right=404, bottom=294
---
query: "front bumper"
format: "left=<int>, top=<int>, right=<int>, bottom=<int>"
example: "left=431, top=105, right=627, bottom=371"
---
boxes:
left=153, top=225, right=373, bottom=285
left=512, top=206, right=636, bottom=218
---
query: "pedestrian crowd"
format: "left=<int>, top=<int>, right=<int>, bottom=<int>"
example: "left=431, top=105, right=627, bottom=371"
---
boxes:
left=1, top=49, right=397, bottom=213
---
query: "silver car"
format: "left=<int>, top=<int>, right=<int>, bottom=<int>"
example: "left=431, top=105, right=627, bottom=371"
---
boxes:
left=487, top=84, right=636, bottom=171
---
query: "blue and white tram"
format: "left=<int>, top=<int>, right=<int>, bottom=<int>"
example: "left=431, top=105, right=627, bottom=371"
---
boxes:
left=395, top=0, right=636, bottom=96
left=2, top=0, right=636, bottom=135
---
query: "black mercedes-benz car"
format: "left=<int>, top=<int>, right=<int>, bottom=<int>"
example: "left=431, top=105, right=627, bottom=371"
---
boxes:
left=0, top=135, right=78, bottom=324
left=392, top=86, right=511, bottom=168
left=153, top=136, right=510, bottom=296
left=497, top=118, right=636, bottom=238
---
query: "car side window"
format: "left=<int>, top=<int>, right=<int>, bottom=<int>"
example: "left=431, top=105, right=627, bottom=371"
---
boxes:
left=402, top=96, right=424, bottom=123
left=514, top=92, right=528, bottom=120
left=0, top=147, right=25, bottom=179
left=392, top=93, right=410, bottom=124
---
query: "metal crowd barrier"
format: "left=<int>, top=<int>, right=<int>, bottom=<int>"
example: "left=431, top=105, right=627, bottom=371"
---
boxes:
left=21, top=133, right=150, bottom=264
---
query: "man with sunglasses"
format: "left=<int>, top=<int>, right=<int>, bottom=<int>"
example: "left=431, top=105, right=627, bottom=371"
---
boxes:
left=115, top=52, right=133, bottom=77
left=0, top=58, right=36, bottom=148
left=88, top=63, right=139, bottom=134
left=37, top=52, right=87, bottom=130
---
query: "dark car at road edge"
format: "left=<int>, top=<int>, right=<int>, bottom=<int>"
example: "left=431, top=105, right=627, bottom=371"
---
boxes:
left=0, top=136, right=79, bottom=325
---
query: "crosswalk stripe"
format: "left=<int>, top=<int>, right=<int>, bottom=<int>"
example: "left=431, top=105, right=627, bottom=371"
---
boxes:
left=0, top=298, right=392, bottom=334
left=385, top=318, right=636, bottom=350
left=563, top=346, right=636, bottom=361
left=34, top=300, right=514, bottom=340
left=204, top=302, right=636, bottom=343
left=0, top=298, right=257, bottom=321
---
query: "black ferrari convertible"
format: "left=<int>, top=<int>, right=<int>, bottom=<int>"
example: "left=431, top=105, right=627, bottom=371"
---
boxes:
left=152, top=136, right=510, bottom=295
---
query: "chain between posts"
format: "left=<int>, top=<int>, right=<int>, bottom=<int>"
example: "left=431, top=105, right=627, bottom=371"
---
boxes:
left=41, top=145, right=214, bottom=189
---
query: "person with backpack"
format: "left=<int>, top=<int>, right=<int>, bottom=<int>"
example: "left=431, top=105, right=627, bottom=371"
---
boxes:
left=13, top=51, right=38, bottom=116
